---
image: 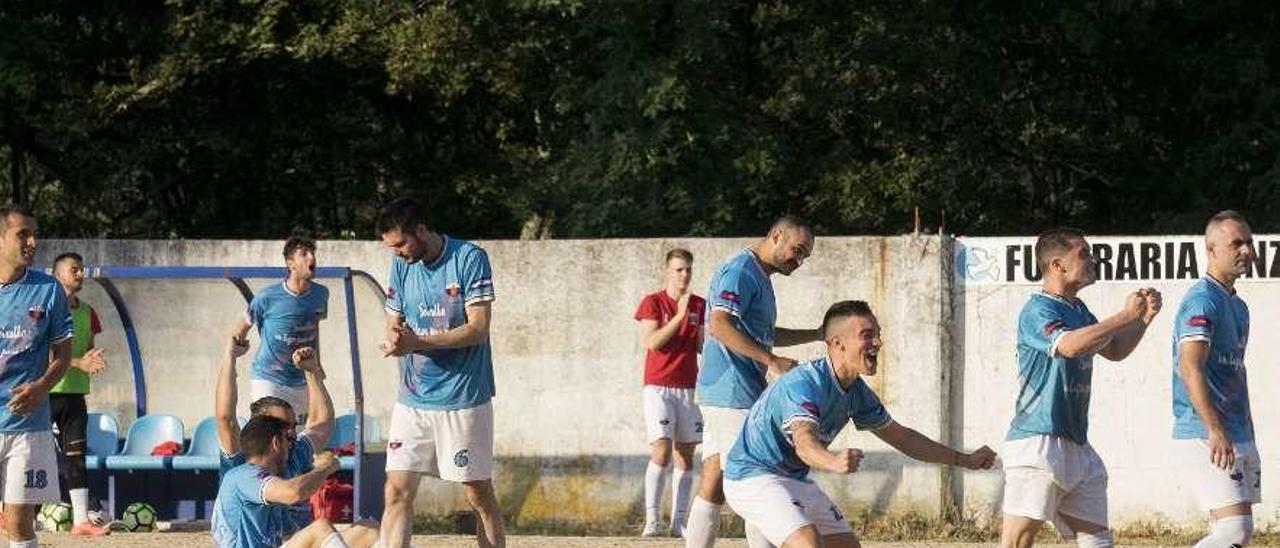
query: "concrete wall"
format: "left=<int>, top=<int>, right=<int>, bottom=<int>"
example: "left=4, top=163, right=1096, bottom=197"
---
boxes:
left=42, top=236, right=950, bottom=525
left=952, top=235, right=1280, bottom=528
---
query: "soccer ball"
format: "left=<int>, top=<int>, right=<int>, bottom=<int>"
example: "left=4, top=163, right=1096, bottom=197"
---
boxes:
left=121, top=502, right=158, bottom=532
left=37, top=502, right=72, bottom=532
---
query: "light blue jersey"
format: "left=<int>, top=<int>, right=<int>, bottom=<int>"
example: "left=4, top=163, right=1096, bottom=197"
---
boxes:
left=221, top=434, right=315, bottom=533
left=1006, top=292, right=1098, bottom=445
left=211, top=462, right=289, bottom=548
left=0, top=269, right=73, bottom=432
left=724, top=358, right=891, bottom=482
left=386, top=236, right=496, bottom=411
left=1172, top=277, right=1253, bottom=443
left=698, top=250, right=776, bottom=409
left=247, top=281, right=329, bottom=388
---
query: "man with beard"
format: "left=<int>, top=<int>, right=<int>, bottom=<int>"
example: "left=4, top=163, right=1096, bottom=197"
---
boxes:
left=375, top=198, right=503, bottom=548
left=685, top=216, right=822, bottom=548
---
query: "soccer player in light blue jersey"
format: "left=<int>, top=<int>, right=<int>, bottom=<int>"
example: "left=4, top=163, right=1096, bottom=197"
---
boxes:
left=212, top=415, right=378, bottom=548
left=686, top=216, right=822, bottom=548
left=215, top=335, right=335, bottom=534
left=1172, top=211, right=1259, bottom=548
left=723, top=301, right=995, bottom=548
left=374, top=198, right=503, bottom=548
left=231, top=236, right=329, bottom=420
left=0, top=206, right=74, bottom=548
left=1000, top=228, right=1162, bottom=548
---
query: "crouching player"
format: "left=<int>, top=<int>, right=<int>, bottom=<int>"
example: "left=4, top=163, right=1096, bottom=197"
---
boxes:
left=723, top=301, right=995, bottom=547
left=212, top=415, right=379, bottom=548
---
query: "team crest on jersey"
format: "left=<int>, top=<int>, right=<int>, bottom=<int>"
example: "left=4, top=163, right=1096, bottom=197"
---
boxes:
left=444, top=283, right=462, bottom=299
left=453, top=449, right=470, bottom=468
left=27, top=306, right=45, bottom=321
left=1042, top=320, right=1065, bottom=337
left=1188, top=315, right=1212, bottom=328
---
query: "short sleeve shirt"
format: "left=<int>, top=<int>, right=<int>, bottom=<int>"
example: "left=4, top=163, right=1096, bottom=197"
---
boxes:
left=0, top=270, right=73, bottom=432
left=211, top=462, right=289, bottom=548
left=247, top=282, right=329, bottom=389
left=1171, top=277, right=1253, bottom=443
left=698, top=250, right=776, bottom=409
left=1005, top=292, right=1098, bottom=445
left=634, top=291, right=705, bottom=388
left=220, top=433, right=316, bottom=533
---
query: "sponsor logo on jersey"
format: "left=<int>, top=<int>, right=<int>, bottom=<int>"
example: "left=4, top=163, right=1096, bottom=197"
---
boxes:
left=1042, top=320, right=1065, bottom=337
left=718, top=291, right=740, bottom=304
left=800, top=402, right=821, bottom=418
left=1188, top=315, right=1213, bottom=328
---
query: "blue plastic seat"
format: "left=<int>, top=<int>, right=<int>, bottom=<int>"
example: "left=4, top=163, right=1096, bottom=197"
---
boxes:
left=104, top=414, right=184, bottom=471
left=327, top=414, right=380, bottom=471
left=84, top=413, right=120, bottom=470
left=171, top=417, right=222, bottom=471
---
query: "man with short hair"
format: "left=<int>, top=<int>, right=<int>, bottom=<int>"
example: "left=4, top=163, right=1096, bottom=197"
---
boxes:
left=634, top=248, right=705, bottom=537
left=212, top=415, right=379, bottom=548
left=0, top=206, right=74, bottom=548
left=724, top=300, right=996, bottom=548
left=999, top=228, right=1162, bottom=548
left=686, top=216, right=822, bottom=548
left=1173, top=210, right=1260, bottom=547
left=48, top=252, right=110, bottom=536
left=375, top=198, right=504, bottom=548
left=230, top=236, right=329, bottom=421
left=216, top=334, right=335, bottom=533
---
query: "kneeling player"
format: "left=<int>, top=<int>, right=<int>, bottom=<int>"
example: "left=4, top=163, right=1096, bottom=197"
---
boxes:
left=212, top=415, right=379, bottom=548
left=723, top=301, right=996, bottom=547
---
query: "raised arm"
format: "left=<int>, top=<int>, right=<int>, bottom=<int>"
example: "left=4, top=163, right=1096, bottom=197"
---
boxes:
left=873, top=421, right=996, bottom=470
left=1055, top=291, right=1145, bottom=359
left=216, top=336, right=251, bottom=455
left=294, top=347, right=334, bottom=450
left=641, top=293, right=691, bottom=351
left=1098, top=288, right=1162, bottom=361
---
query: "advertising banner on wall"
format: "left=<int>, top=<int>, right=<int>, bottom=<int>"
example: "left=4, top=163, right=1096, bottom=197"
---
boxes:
left=955, top=235, right=1280, bottom=286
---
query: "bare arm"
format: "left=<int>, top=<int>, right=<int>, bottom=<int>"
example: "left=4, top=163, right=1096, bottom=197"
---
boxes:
left=69, top=348, right=107, bottom=374
left=873, top=421, right=996, bottom=469
left=216, top=337, right=250, bottom=455
left=774, top=326, right=821, bottom=347
left=294, top=348, right=334, bottom=450
left=386, top=303, right=493, bottom=356
left=230, top=315, right=252, bottom=343
left=642, top=297, right=692, bottom=351
left=1178, top=339, right=1236, bottom=469
left=262, top=453, right=339, bottom=505
left=791, top=421, right=862, bottom=474
left=10, top=340, right=73, bottom=416
left=707, top=309, right=794, bottom=375
left=1098, top=289, right=1162, bottom=361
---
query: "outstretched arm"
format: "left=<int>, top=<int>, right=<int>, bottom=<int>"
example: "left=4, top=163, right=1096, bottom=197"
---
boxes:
left=216, top=336, right=250, bottom=455
left=873, top=421, right=996, bottom=470
left=294, top=347, right=335, bottom=450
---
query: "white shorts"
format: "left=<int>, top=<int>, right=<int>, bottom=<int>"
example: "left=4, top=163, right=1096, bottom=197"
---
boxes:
left=643, top=386, right=703, bottom=444
left=700, top=406, right=748, bottom=461
left=1001, top=435, right=1107, bottom=538
left=724, top=474, right=853, bottom=544
left=284, top=531, right=348, bottom=548
left=0, top=430, right=61, bottom=504
left=1174, top=439, right=1262, bottom=511
left=385, top=402, right=494, bottom=482
left=250, top=380, right=310, bottom=417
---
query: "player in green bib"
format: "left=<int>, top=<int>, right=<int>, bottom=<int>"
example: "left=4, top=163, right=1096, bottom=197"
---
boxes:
left=48, top=252, right=110, bottom=537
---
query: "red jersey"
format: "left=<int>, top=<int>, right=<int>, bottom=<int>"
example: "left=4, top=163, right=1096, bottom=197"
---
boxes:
left=634, top=291, right=705, bottom=388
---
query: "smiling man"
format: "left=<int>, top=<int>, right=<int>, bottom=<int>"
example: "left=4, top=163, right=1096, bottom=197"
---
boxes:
left=229, top=236, right=329, bottom=421
left=686, top=215, right=823, bottom=548
left=723, top=300, right=996, bottom=548
left=1000, top=228, right=1162, bottom=548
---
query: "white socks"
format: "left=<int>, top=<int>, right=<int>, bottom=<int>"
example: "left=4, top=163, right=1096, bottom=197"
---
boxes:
left=644, top=462, right=672, bottom=526
left=671, top=468, right=694, bottom=534
left=683, top=496, right=720, bottom=548
left=1194, top=515, right=1253, bottom=548
left=1076, top=530, right=1114, bottom=548
left=70, top=488, right=90, bottom=525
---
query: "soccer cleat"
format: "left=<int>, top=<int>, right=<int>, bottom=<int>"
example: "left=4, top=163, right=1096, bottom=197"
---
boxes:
left=669, top=523, right=684, bottom=538
left=70, top=521, right=111, bottom=537
left=641, top=521, right=662, bottom=537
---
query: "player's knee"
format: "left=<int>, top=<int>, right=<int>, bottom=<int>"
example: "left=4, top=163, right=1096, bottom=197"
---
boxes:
left=383, top=482, right=414, bottom=506
left=462, top=481, right=499, bottom=513
left=781, top=524, right=820, bottom=548
left=1075, top=529, right=1114, bottom=548
left=1210, top=515, right=1253, bottom=547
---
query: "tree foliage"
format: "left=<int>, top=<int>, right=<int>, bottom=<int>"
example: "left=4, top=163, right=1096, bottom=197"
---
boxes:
left=1, top=1, right=1277, bottom=238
